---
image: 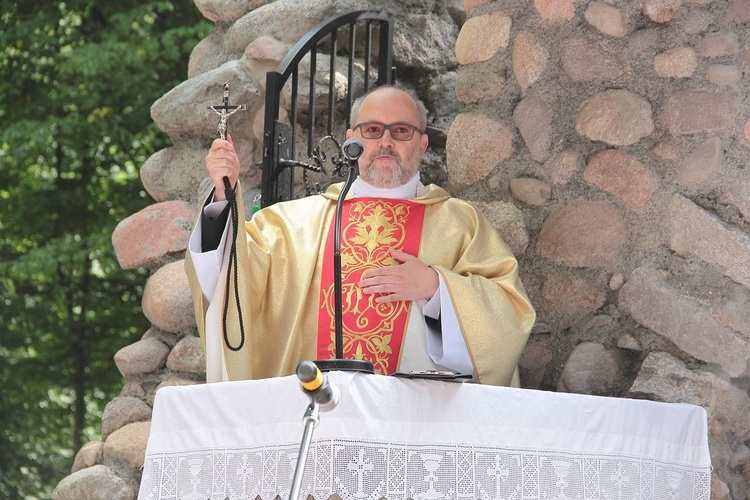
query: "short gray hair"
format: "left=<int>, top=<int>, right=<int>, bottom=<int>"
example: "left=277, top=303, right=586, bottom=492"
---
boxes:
left=350, top=85, right=428, bottom=131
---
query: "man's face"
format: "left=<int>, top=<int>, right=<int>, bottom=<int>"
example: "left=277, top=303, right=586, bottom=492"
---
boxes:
left=347, top=88, right=429, bottom=188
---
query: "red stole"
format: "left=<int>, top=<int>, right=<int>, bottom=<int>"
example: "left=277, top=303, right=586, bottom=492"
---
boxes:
left=317, top=198, right=426, bottom=374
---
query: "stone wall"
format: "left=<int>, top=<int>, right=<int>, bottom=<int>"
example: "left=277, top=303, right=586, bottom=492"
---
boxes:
left=53, top=0, right=750, bottom=499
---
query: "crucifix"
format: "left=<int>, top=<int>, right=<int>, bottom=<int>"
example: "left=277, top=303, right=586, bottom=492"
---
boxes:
left=207, top=81, right=249, bottom=354
left=208, top=81, right=246, bottom=140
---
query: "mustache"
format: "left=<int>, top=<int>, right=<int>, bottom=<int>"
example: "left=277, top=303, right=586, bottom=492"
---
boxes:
left=368, top=148, right=401, bottom=162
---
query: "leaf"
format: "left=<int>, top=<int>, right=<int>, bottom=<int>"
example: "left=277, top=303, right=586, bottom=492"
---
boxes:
left=373, top=335, right=392, bottom=355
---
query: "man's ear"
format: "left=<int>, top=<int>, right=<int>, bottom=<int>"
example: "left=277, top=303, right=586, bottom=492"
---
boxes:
left=421, top=131, right=429, bottom=154
left=346, top=129, right=354, bottom=139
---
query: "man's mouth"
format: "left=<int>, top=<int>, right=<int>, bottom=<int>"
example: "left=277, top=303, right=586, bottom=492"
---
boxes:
left=372, top=151, right=398, bottom=162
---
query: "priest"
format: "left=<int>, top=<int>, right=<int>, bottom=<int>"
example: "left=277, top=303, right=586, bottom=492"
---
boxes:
left=185, top=85, right=536, bottom=386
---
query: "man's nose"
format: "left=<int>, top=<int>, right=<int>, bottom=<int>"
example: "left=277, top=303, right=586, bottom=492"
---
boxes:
left=378, top=128, right=395, bottom=147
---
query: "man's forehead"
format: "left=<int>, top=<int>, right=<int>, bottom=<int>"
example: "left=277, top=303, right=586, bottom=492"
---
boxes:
left=362, top=88, right=414, bottom=105
left=359, top=90, right=418, bottom=119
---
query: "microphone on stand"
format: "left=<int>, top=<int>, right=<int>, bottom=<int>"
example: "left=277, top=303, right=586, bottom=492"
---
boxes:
left=314, top=137, right=374, bottom=374
left=296, top=361, right=340, bottom=410
left=289, top=360, right=340, bottom=500
left=342, top=137, right=365, bottom=161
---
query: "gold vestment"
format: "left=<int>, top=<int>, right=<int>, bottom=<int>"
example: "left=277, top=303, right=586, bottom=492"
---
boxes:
left=185, top=182, right=536, bottom=386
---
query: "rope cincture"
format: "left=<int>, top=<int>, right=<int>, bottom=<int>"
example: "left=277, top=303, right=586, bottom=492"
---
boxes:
left=222, top=177, right=246, bottom=352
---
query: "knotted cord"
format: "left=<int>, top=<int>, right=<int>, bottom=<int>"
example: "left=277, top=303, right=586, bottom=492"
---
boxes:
left=221, top=176, right=246, bottom=351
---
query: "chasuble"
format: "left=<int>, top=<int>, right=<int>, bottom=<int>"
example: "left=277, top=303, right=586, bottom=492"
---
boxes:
left=185, top=181, right=536, bottom=386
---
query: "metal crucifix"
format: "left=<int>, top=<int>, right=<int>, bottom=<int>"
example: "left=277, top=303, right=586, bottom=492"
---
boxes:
left=208, top=81, right=246, bottom=140
left=207, top=81, right=249, bottom=354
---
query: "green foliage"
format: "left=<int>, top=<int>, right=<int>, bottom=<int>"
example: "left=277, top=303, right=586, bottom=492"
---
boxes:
left=0, top=1, right=210, bottom=497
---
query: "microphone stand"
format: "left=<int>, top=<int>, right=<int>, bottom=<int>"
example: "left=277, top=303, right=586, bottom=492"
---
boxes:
left=290, top=142, right=372, bottom=497
left=315, top=161, right=374, bottom=374
left=288, top=398, right=320, bottom=500
left=289, top=361, right=340, bottom=500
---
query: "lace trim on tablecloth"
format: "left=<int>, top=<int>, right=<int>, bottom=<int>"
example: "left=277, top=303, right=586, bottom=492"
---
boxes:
left=137, top=438, right=711, bottom=500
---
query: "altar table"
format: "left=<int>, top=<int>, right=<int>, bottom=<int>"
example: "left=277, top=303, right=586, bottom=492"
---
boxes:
left=137, top=371, right=711, bottom=500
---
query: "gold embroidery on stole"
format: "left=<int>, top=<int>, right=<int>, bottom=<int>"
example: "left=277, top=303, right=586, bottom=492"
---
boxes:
left=317, top=198, right=425, bottom=374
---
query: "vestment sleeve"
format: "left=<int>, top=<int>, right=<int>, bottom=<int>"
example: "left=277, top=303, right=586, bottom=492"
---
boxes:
left=423, top=200, right=536, bottom=386
left=425, top=275, right=475, bottom=378
left=187, top=200, right=230, bottom=301
left=201, top=201, right=230, bottom=251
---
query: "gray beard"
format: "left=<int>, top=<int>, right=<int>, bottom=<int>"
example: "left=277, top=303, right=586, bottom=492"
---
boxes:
left=360, top=151, right=418, bottom=188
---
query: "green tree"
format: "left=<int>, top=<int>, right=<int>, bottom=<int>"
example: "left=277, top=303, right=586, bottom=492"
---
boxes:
left=0, top=1, right=210, bottom=497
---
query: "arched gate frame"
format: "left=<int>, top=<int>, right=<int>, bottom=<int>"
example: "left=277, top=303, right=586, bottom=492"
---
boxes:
left=261, top=10, right=395, bottom=208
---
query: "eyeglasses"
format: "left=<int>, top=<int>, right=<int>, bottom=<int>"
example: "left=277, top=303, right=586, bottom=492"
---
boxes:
left=354, top=121, right=424, bottom=141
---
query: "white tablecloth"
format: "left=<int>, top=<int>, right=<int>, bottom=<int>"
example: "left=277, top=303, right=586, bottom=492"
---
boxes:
left=137, top=371, right=711, bottom=500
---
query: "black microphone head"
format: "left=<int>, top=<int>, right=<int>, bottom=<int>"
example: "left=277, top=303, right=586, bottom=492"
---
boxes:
left=296, top=360, right=319, bottom=384
left=342, top=137, right=365, bottom=161
left=296, top=361, right=340, bottom=409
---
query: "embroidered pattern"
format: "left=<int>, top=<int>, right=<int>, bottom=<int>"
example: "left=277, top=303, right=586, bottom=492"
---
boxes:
left=318, top=199, right=425, bottom=374
left=138, top=439, right=711, bottom=500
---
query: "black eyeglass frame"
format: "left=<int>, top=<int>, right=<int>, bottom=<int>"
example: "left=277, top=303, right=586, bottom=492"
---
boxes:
left=353, top=121, right=425, bottom=141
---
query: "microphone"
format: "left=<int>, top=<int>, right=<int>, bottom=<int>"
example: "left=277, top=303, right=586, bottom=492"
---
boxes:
left=296, top=361, right=340, bottom=410
left=342, top=137, right=365, bottom=161
left=312, top=135, right=373, bottom=374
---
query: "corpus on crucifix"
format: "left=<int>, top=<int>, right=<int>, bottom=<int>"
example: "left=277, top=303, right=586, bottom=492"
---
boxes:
left=207, top=81, right=246, bottom=140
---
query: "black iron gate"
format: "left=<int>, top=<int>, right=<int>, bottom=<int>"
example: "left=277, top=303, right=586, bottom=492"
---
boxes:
left=261, top=10, right=394, bottom=208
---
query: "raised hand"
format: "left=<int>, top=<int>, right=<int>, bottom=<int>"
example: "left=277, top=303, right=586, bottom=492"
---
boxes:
left=205, top=134, right=239, bottom=201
